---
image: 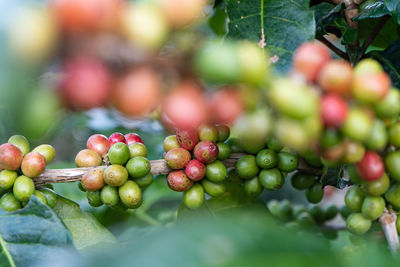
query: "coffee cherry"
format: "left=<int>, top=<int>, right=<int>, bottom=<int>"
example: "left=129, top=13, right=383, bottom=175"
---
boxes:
left=318, top=60, right=353, bottom=95
left=352, top=72, right=390, bottom=104
left=0, top=170, right=17, bottom=190
left=78, top=182, right=87, bottom=192
left=345, top=186, right=365, bottom=212
left=104, top=165, right=128, bottom=187
left=165, top=148, right=191, bottom=169
left=210, top=89, right=244, bottom=124
left=81, top=167, right=105, bottom=191
left=365, top=119, right=388, bottom=150
left=193, top=141, right=219, bottom=164
left=267, top=138, right=283, bottom=152
left=163, top=135, right=180, bottom=152
left=33, top=144, right=56, bottom=164
left=277, top=152, right=298, bottom=172
left=306, top=183, right=324, bottom=204
left=133, top=172, right=153, bottom=188
left=159, top=0, right=206, bottom=28
left=216, top=143, right=231, bottom=160
left=226, top=138, right=244, bottom=153
left=86, top=134, right=109, bottom=157
left=340, top=205, right=352, bottom=219
left=33, top=190, right=48, bottom=205
left=100, top=185, right=119, bottom=206
left=309, top=205, right=324, bottom=223
left=108, top=143, right=130, bottom=165
left=176, top=128, right=199, bottom=151
left=198, top=124, right=218, bottom=142
left=356, top=151, right=384, bottom=182
left=291, top=172, right=315, bottom=190
left=21, top=152, right=47, bottom=178
left=324, top=205, right=338, bottom=221
left=109, top=133, right=126, bottom=147
left=128, top=143, right=148, bottom=158
left=236, top=155, right=259, bottom=180
left=259, top=168, right=283, bottom=190
left=277, top=200, right=293, bottom=221
left=342, top=108, right=373, bottom=142
left=216, top=125, right=230, bottom=142
left=75, top=149, right=102, bottom=167
left=388, top=123, right=400, bottom=148
left=126, top=157, right=151, bottom=179
left=40, top=188, right=57, bottom=208
left=244, top=176, right=263, bottom=197
left=183, top=183, right=205, bottom=210
left=256, top=149, right=278, bottom=169
left=167, top=170, right=193, bottom=192
left=320, top=94, right=348, bottom=128
left=87, top=191, right=102, bottom=207
left=374, top=88, right=400, bottom=118
left=385, top=184, right=400, bottom=209
left=13, top=176, right=35, bottom=202
left=201, top=179, right=226, bottom=197
left=119, top=181, right=142, bottom=208
left=185, top=159, right=206, bottom=181
left=205, top=160, right=227, bottom=183
left=342, top=141, right=365, bottom=164
left=0, top=143, right=23, bottom=171
left=385, top=151, right=400, bottom=181
left=346, top=213, right=371, bottom=235
left=361, top=196, right=385, bottom=220
left=113, top=68, right=161, bottom=117
left=363, top=173, right=389, bottom=196
left=0, top=193, right=21, bottom=212
left=59, top=56, right=112, bottom=110
left=293, top=42, right=331, bottom=82
left=347, top=164, right=365, bottom=185
left=8, top=135, right=30, bottom=156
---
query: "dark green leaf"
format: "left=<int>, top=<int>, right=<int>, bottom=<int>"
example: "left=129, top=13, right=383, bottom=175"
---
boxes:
left=313, top=2, right=345, bottom=37
left=0, top=197, right=74, bottom=267
left=332, top=18, right=357, bottom=45
left=321, top=166, right=348, bottom=189
left=369, top=40, right=400, bottom=87
left=53, top=197, right=116, bottom=252
left=225, top=0, right=315, bottom=73
left=385, top=0, right=400, bottom=24
left=209, top=4, right=228, bottom=36
left=354, top=0, right=390, bottom=21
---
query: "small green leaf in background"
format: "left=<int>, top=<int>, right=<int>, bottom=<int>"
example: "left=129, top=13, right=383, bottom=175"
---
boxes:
left=321, top=166, right=349, bottom=189
left=385, top=0, right=400, bottom=24
left=358, top=18, right=399, bottom=53
left=53, top=197, right=116, bottom=252
left=355, top=0, right=390, bottom=21
left=0, top=197, right=74, bottom=267
left=313, top=2, right=345, bottom=38
left=226, top=0, right=315, bottom=73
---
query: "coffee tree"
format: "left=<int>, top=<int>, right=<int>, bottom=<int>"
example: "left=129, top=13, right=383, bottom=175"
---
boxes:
left=1, top=0, right=400, bottom=266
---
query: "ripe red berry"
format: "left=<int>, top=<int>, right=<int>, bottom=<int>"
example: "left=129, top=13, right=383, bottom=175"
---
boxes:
left=356, top=151, right=385, bottom=181
left=87, top=134, right=109, bottom=156
left=210, top=89, right=243, bottom=124
left=185, top=159, right=206, bottom=181
left=193, top=140, right=219, bottom=164
left=293, top=42, right=331, bottom=82
left=59, top=56, right=112, bottom=111
left=176, top=128, right=199, bottom=151
left=0, top=143, right=23, bottom=171
left=320, top=94, right=348, bottom=128
left=125, top=133, right=143, bottom=145
left=109, top=133, right=126, bottom=147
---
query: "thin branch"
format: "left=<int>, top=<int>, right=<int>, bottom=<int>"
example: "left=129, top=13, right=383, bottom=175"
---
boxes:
left=34, top=154, right=320, bottom=186
left=379, top=209, right=399, bottom=255
left=316, top=36, right=349, bottom=60
left=359, top=15, right=390, bottom=59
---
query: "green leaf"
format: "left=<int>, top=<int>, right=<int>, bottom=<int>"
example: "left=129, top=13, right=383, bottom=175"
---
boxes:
left=385, top=0, right=400, bottom=24
left=354, top=0, right=390, bottom=21
left=225, top=0, right=315, bottom=73
left=0, top=197, right=74, bottom=267
left=313, top=2, right=345, bottom=37
left=321, top=166, right=348, bottom=189
left=53, top=197, right=116, bottom=252
left=369, top=40, right=400, bottom=88
left=359, top=17, right=399, bottom=53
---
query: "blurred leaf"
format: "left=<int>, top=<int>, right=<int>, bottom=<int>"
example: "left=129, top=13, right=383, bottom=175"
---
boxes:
left=321, top=166, right=349, bottom=189
left=369, top=40, right=400, bottom=87
left=208, top=4, right=228, bottom=36
left=332, top=18, right=357, bottom=45
left=385, top=0, right=400, bottom=24
left=359, top=17, right=399, bottom=53
left=355, top=0, right=389, bottom=21
left=313, top=2, right=345, bottom=37
left=0, top=197, right=74, bottom=267
left=53, top=197, right=116, bottom=252
left=225, top=0, right=315, bottom=73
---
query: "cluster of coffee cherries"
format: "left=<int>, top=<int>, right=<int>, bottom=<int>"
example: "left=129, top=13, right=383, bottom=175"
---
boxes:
left=267, top=199, right=338, bottom=235
left=268, top=41, right=400, bottom=236
left=162, top=124, right=231, bottom=210
left=76, top=132, right=151, bottom=209
left=0, top=135, right=57, bottom=211
left=234, top=140, right=299, bottom=197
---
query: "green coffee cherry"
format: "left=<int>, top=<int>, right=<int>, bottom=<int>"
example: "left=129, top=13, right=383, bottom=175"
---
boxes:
left=291, top=172, right=315, bottom=190
left=217, top=143, right=231, bottom=160
left=87, top=191, right=102, bottom=207
left=361, top=196, right=385, bottom=220
left=385, top=184, right=400, bottom=209
left=13, top=176, right=35, bottom=202
left=363, top=173, right=389, bottom=196
left=126, top=157, right=151, bottom=178
left=244, top=176, right=263, bottom=197
left=235, top=155, right=259, bottom=179
left=40, top=188, right=57, bottom=208
left=345, top=186, right=365, bottom=212
left=259, top=168, right=283, bottom=190
left=8, top=135, right=30, bottom=156
left=133, top=172, right=154, bottom=188
left=0, top=193, right=21, bottom=211
left=346, top=213, right=371, bottom=235
left=118, top=181, right=142, bottom=208
left=256, top=149, right=278, bottom=169
left=306, top=183, right=324, bottom=204
left=33, top=190, right=48, bottom=205
left=183, top=183, right=205, bottom=210
left=201, top=179, right=226, bottom=197
left=277, top=152, right=298, bottom=172
left=100, top=185, right=119, bottom=206
left=206, top=160, right=227, bottom=183
left=0, top=170, right=18, bottom=189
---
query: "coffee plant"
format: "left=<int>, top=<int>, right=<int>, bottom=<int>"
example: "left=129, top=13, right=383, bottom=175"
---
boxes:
left=2, top=0, right=400, bottom=266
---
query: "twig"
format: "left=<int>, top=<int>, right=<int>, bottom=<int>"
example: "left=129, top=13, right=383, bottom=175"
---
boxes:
left=359, top=15, right=390, bottom=59
left=316, top=36, right=349, bottom=60
left=379, top=209, right=399, bottom=255
left=34, top=154, right=320, bottom=186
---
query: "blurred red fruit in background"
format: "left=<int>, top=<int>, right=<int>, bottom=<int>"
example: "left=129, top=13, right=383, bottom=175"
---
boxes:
left=320, top=94, right=348, bottom=128
left=210, top=89, right=243, bottom=125
left=59, top=56, right=112, bottom=110
left=318, top=60, right=353, bottom=95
